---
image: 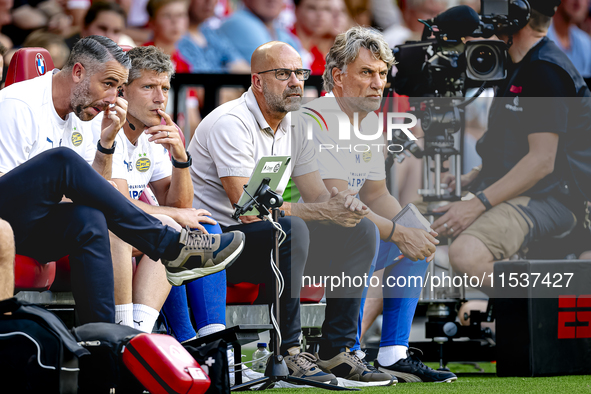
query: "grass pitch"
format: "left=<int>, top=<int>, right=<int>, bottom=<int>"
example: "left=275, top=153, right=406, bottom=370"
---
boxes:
left=259, top=374, right=591, bottom=394
left=237, top=352, right=591, bottom=394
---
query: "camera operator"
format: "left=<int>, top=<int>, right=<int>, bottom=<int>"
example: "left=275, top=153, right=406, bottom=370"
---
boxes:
left=432, top=0, right=591, bottom=287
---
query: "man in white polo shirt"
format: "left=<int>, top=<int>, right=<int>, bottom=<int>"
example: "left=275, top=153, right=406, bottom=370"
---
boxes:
left=188, top=41, right=395, bottom=386
left=108, top=46, right=245, bottom=332
left=306, top=26, right=455, bottom=383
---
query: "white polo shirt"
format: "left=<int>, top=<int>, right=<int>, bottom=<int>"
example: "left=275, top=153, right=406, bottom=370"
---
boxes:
left=0, top=70, right=95, bottom=174
left=188, top=87, right=317, bottom=227
left=304, top=93, right=386, bottom=193
left=111, top=130, right=172, bottom=200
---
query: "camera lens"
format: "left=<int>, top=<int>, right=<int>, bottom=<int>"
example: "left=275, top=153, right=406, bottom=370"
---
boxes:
left=466, top=40, right=507, bottom=82
left=469, top=46, right=496, bottom=76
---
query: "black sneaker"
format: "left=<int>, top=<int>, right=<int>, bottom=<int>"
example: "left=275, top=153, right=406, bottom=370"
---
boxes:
left=374, top=348, right=457, bottom=383
left=315, top=349, right=395, bottom=386
left=163, top=227, right=245, bottom=286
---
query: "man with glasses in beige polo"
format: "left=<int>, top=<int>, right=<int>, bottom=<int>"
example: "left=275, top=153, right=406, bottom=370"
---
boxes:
left=187, top=41, right=395, bottom=386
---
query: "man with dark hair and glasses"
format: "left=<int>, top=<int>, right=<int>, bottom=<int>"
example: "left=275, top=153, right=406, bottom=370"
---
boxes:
left=188, top=41, right=394, bottom=386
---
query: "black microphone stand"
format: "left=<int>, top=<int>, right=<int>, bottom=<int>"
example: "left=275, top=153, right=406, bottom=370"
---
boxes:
left=231, top=180, right=356, bottom=391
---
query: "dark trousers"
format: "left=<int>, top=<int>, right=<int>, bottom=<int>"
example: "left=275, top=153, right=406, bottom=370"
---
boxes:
left=224, top=216, right=376, bottom=354
left=0, top=148, right=182, bottom=324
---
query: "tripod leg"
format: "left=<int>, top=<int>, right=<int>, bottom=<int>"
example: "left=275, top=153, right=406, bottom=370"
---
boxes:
left=231, top=377, right=271, bottom=391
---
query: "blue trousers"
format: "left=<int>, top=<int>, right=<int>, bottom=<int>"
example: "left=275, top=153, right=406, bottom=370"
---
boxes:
left=224, top=217, right=376, bottom=355
left=352, top=239, right=429, bottom=349
left=0, top=148, right=182, bottom=324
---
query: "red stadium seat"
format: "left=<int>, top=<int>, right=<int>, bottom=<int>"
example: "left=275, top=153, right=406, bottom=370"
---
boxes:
left=226, top=282, right=260, bottom=305
left=49, top=256, right=72, bottom=291
left=5, top=47, right=54, bottom=88
left=300, top=285, right=325, bottom=303
left=14, top=255, right=56, bottom=291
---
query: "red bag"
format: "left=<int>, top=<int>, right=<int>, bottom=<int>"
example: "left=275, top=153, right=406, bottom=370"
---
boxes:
left=122, top=333, right=211, bottom=394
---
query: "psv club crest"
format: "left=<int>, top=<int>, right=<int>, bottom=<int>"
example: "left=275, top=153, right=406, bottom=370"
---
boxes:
left=36, top=53, right=47, bottom=76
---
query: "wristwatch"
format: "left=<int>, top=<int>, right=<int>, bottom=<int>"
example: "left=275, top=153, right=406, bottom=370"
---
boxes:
left=97, top=140, right=116, bottom=154
left=172, top=151, right=192, bottom=168
left=475, top=191, right=493, bottom=211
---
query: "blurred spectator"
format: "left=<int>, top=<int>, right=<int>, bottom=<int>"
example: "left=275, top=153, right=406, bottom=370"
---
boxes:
left=63, top=0, right=90, bottom=33
left=218, top=0, right=304, bottom=64
left=0, top=42, right=6, bottom=87
left=145, top=0, right=191, bottom=71
left=343, top=0, right=371, bottom=25
left=329, top=0, right=353, bottom=38
left=371, top=0, right=403, bottom=30
left=65, top=1, right=135, bottom=49
left=0, top=0, right=13, bottom=50
left=3, top=0, right=72, bottom=46
left=145, top=0, right=201, bottom=138
left=123, top=0, right=154, bottom=44
left=383, top=0, right=448, bottom=48
left=547, top=0, right=591, bottom=78
left=178, top=0, right=249, bottom=72
left=22, top=29, right=69, bottom=68
left=292, top=0, right=332, bottom=75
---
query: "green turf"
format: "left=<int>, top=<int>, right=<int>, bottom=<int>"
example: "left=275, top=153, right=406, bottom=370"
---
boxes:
left=250, top=375, right=591, bottom=393
left=236, top=349, right=591, bottom=393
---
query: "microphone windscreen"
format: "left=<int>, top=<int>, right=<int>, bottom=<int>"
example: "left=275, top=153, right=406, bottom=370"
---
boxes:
left=433, top=5, right=481, bottom=38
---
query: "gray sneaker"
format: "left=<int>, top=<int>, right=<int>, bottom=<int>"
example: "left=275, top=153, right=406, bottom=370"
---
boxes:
left=285, top=352, right=337, bottom=384
left=163, top=227, right=245, bottom=286
left=315, top=350, right=395, bottom=386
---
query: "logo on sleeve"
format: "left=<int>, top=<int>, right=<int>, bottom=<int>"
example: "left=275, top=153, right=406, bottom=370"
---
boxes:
left=509, top=85, right=522, bottom=93
left=136, top=153, right=151, bottom=173
left=505, top=96, right=523, bottom=112
left=71, top=129, right=83, bottom=147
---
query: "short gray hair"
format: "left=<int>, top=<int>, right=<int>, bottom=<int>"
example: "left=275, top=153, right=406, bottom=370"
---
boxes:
left=323, top=26, right=395, bottom=92
left=63, top=35, right=131, bottom=73
left=127, top=46, right=175, bottom=85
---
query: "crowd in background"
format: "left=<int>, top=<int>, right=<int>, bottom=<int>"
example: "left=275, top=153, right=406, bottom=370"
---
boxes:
left=2, top=0, right=591, bottom=207
left=3, top=0, right=590, bottom=79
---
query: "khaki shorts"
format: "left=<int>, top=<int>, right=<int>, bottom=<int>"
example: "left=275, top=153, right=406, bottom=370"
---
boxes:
left=417, top=195, right=577, bottom=261
left=464, top=196, right=576, bottom=260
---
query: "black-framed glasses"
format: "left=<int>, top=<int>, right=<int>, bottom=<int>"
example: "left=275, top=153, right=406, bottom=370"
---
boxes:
left=257, top=68, right=311, bottom=81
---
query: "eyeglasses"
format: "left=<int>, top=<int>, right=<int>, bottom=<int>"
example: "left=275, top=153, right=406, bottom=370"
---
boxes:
left=257, top=68, right=311, bottom=81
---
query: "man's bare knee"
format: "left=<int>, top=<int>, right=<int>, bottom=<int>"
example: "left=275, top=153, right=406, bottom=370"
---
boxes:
left=0, top=219, right=15, bottom=301
left=449, top=234, right=493, bottom=276
left=0, top=219, right=15, bottom=258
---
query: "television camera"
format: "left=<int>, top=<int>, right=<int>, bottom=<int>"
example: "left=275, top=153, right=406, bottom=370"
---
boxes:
left=389, top=0, right=530, bottom=201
